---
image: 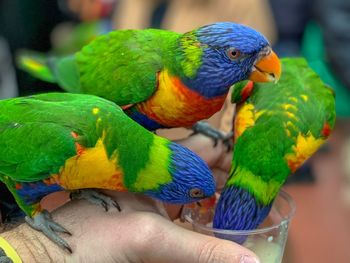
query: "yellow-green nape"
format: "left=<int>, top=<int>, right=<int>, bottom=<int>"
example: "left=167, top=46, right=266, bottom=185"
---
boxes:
left=227, top=165, right=283, bottom=206
left=132, top=136, right=172, bottom=192
left=179, top=32, right=203, bottom=78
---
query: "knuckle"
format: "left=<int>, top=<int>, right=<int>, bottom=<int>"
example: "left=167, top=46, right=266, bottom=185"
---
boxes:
left=132, top=212, right=161, bottom=235
left=128, top=212, right=166, bottom=251
left=198, top=240, right=226, bottom=263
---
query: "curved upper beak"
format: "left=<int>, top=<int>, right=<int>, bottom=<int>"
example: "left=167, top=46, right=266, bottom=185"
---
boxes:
left=248, top=50, right=281, bottom=83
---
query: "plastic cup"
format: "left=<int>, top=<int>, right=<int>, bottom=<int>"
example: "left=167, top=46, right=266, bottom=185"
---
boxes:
left=181, top=190, right=296, bottom=263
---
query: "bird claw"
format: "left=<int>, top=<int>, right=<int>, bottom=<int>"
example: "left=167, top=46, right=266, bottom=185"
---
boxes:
left=25, top=210, right=72, bottom=253
left=191, top=121, right=233, bottom=151
left=70, top=189, right=121, bottom=212
left=222, top=131, right=234, bottom=152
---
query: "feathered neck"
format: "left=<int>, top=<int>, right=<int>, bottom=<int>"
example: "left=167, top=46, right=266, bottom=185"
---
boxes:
left=166, top=32, right=232, bottom=98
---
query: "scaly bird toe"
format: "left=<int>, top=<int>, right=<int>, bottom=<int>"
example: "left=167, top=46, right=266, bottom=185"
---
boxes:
left=191, top=121, right=233, bottom=151
left=25, top=210, right=72, bottom=253
left=221, top=131, right=234, bottom=152
left=70, top=189, right=121, bottom=212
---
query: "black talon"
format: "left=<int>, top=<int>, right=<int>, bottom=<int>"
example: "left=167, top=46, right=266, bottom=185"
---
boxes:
left=113, top=201, right=122, bottom=212
left=101, top=201, right=108, bottom=211
left=64, top=245, right=73, bottom=254
left=222, top=131, right=234, bottom=152
left=70, top=189, right=120, bottom=212
left=65, top=230, right=72, bottom=236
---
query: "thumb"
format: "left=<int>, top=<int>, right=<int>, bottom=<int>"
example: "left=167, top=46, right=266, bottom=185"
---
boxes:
left=134, top=213, right=260, bottom=263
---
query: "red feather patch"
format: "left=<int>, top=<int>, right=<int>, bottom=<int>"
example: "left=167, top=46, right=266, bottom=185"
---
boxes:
left=321, top=122, right=332, bottom=137
left=71, top=131, right=85, bottom=155
left=240, top=81, right=254, bottom=101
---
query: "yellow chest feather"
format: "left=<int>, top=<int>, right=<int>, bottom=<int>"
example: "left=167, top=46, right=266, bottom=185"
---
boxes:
left=56, top=139, right=126, bottom=191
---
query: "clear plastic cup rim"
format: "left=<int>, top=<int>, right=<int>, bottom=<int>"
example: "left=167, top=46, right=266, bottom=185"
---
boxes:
left=183, top=189, right=296, bottom=235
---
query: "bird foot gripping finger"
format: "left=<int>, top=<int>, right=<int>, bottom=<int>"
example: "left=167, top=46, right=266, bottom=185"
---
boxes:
left=25, top=210, right=72, bottom=253
left=191, top=121, right=233, bottom=151
left=221, top=131, right=234, bottom=152
left=70, top=189, right=121, bottom=212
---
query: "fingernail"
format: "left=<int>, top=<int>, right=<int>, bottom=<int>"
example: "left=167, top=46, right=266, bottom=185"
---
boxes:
left=239, top=254, right=260, bottom=263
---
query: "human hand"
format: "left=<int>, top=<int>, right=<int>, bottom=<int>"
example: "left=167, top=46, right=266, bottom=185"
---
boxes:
left=176, top=133, right=232, bottom=172
left=1, top=191, right=259, bottom=263
left=0, top=133, right=243, bottom=262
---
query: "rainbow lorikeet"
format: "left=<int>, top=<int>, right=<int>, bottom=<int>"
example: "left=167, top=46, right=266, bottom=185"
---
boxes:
left=0, top=93, right=215, bottom=252
left=213, top=58, right=336, bottom=238
left=17, top=22, right=281, bottom=138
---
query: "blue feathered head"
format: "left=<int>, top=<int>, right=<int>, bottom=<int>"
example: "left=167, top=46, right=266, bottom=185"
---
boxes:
left=147, top=142, right=216, bottom=204
left=178, top=22, right=281, bottom=98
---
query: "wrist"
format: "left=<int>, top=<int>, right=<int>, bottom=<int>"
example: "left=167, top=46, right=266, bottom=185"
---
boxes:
left=1, top=223, right=65, bottom=262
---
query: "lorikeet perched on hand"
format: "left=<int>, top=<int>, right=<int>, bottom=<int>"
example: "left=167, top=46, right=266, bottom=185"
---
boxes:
left=213, top=58, right=336, bottom=237
left=0, top=93, right=215, bottom=252
left=17, top=22, right=281, bottom=132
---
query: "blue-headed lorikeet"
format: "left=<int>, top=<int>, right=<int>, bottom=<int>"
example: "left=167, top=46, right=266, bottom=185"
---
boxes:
left=17, top=22, right=281, bottom=135
left=213, top=58, right=336, bottom=238
left=0, top=92, right=215, bottom=252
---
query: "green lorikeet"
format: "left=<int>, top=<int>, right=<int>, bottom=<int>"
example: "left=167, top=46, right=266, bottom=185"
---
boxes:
left=213, top=58, right=336, bottom=238
left=0, top=93, right=215, bottom=252
left=17, top=22, right=281, bottom=133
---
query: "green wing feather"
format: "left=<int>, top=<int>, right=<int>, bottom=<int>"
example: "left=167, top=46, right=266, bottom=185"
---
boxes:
left=75, top=29, right=179, bottom=105
left=0, top=122, right=76, bottom=182
left=251, top=58, right=336, bottom=134
left=228, top=58, right=336, bottom=205
left=0, top=93, right=156, bottom=186
left=17, top=29, right=180, bottom=106
left=0, top=94, right=100, bottom=182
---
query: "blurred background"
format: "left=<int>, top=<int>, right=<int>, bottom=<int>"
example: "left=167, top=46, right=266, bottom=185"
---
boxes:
left=0, top=0, right=350, bottom=262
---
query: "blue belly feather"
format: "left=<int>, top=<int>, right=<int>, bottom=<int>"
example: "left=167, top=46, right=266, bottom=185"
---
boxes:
left=16, top=181, right=64, bottom=205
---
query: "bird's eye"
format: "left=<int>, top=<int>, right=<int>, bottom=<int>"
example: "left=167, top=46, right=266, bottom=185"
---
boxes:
left=190, top=188, right=204, bottom=198
left=227, top=48, right=241, bottom=60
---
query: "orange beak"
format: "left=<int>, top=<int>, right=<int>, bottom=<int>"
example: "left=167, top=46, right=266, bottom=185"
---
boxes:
left=248, top=50, right=281, bottom=83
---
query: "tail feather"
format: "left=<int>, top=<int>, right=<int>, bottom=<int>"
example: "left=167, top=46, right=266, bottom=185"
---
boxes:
left=16, top=50, right=81, bottom=93
left=16, top=50, right=56, bottom=83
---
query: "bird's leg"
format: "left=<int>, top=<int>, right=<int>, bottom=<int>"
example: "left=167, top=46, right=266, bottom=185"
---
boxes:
left=1, top=179, right=73, bottom=252
left=25, top=209, right=72, bottom=253
left=70, top=189, right=121, bottom=212
left=190, top=121, right=233, bottom=152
